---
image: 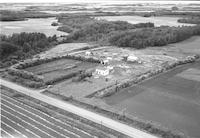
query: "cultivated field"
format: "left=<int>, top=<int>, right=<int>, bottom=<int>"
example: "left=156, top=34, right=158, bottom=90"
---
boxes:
left=1, top=91, right=95, bottom=138
left=1, top=87, right=119, bottom=138
left=104, top=60, right=200, bottom=138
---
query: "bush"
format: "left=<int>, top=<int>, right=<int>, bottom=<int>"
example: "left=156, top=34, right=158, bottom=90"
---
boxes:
left=45, top=71, right=82, bottom=85
left=51, top=22, right=59, bottom=26
left=7, top=67, right=43, bottom=82
left=72, top=71, right=92, bottom=82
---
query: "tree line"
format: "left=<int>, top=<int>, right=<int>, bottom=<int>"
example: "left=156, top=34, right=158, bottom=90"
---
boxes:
left=61, top=15, right=200, bottom=49
left=108, top=25, right=200, bottom=48
left=0, top=32, right=57, bottom=67
left=178, top=17, right=200, bottom=24
left=0, top=10, right=55, bottom=21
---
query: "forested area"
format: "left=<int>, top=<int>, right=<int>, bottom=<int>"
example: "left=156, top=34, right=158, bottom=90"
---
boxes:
left=0, top=10, right=55, bottom=21
left=61, top=16, right=200, bottom=48
left=58, top=16, right=154, bottom=42
left=178, top=17, right=200, bottom=24
left=108, top=25, right=200, bottom=48
left=0, top=32, right=57, bottom=67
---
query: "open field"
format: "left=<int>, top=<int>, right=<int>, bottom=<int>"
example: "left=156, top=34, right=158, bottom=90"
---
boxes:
left=36, top=43, right=96, bottom=59
left=97, top=16, right=195, bottom=27
left=169, top=36, right=200, bottom=55
left=0, top=17, right=67, bottom=36
left=103, top=60, right=200, bottom=138
left=98, top=36, right=200, bottom=138
left=0, top=89, right=97, bottom=138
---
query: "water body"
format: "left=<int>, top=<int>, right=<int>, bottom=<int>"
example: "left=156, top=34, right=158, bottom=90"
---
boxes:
left=104, top=60, right=200, bottom=138
left=0, top=17, right=68, bottom=36
left=97, top=16, right=195, bottom=27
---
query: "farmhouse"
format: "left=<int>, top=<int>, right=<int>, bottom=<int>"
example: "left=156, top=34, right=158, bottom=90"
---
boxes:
left=95, top=66, right=113, bottom=76
left=127, top=55, right=139, bottom=62
left=85, top=51, right=93, bottom=56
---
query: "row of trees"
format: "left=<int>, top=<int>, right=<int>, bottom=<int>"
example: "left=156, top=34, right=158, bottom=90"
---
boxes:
left=0, top=32, right=57, bottom=67
left=0, top=10, right=55, bottom=21
left=108, top=25, right=200, bottom=49
left=178, top=17, right=200, bottom=24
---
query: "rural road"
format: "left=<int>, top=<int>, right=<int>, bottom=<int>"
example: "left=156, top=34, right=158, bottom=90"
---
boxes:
left=0, top=78, right=158, bottom=138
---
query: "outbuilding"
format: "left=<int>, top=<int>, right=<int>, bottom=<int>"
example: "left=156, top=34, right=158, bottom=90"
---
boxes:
left=127, top=55, right=139, bottom=62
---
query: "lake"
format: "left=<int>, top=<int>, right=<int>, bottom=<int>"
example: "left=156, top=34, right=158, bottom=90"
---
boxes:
left=97, top=16, right=195, bottom=27
left=0, top=17, right=68, bottom=36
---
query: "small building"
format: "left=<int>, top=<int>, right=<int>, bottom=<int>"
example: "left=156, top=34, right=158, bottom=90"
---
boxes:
left=101, top=59, right=109, bottom=65
left=85, top=51, right=93, bottom=56
left=127, top=55, right=139, bottom=62
left=107, top=57, right=112, bottom=60
left=95, top=66, right=113, bottom=76
left=96, top=67, right=110, bottom=76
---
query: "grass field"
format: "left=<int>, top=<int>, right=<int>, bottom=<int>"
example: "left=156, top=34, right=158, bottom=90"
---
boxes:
left=37, top=43, right=96, bottom=59
left=169, top=36, right=200, bottom=55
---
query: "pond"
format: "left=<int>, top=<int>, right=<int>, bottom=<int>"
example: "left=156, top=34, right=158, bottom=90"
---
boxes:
left=97, top=15, right=195, bottom=27
left=0, top=17, right=68, bottom=36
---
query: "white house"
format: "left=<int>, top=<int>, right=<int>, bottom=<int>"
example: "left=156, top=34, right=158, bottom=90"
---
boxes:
left=101, top=59, right=109, bottom=65
left=127, top=55, right=139, bottom=62
left=95, top=66, right=113, bottom=76
left=85, top=51, right=93, bottom=56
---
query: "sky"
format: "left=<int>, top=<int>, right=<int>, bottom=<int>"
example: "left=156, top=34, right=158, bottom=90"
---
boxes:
left=1, top=0, right=200, bottom=3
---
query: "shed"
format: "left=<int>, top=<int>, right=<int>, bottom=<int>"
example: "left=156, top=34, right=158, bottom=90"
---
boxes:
left=85, top=51, right=93, bottom=56
left=96, top=67, right=110, bottom=76
left=127, top=55, right=138, bottom=62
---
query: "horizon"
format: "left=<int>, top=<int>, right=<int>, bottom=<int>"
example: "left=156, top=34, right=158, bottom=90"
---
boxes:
left=1, top=0, right=200, bottom=4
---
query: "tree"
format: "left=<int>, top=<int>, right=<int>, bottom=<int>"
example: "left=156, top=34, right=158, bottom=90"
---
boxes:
left=0, top=41, right=19, bottom=58
left=171, top=6, right=179, bottom=11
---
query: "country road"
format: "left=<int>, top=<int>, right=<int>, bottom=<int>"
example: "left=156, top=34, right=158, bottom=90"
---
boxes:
left=0, top=78, right=158, bottom=138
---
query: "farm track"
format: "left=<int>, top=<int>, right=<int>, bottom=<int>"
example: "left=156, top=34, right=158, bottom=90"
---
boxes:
left=0, top=93, right=94, bottom=138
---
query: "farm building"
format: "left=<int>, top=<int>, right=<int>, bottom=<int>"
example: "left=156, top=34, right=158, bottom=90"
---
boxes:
left=127, top=55, right=139, bottom=62
left=85, top=51, right=93, bottom=56
left=95, top=66, right=113, bottom=76
left=101, top=59, right=109, bottom=65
